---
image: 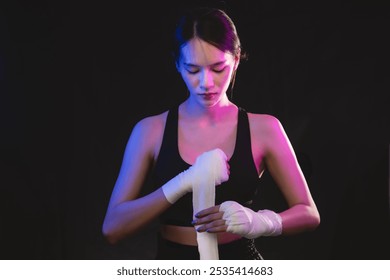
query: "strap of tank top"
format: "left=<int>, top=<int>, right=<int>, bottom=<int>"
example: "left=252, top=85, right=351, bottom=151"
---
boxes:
left=236, top=107, right=252, bottom=156
left=157, top=104, right=179, bottom=163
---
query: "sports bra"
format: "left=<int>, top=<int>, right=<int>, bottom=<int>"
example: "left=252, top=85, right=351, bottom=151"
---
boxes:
left=152, top=105, right=261, bottom=226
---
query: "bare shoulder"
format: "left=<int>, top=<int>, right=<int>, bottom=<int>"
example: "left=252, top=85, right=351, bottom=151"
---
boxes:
left=131, top=111, right=168, bottom=148
left=247, top=112, right=289, bottom=153
left=134, top=111, right=168, bottom=134
left=247, top=112, right=284, bottom=136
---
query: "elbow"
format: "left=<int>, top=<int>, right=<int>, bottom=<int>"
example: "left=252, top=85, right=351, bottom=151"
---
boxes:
left=280, top=204, right=321, bottom=235
left=308, top=208, right=321, bottom=231
left=102, top=221, right=121, bottom=246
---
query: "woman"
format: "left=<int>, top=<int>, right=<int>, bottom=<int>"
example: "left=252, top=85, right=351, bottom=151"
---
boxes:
left=102, top=6, right=320, bottom=260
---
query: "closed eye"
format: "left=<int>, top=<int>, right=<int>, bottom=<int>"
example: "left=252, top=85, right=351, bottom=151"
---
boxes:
left=212, top=67, right=226, bottom=73
left=186, top=69, right=199, bottom=74
left=183, top=61, right=227, bottom=74
left=186, top=67, right=226, bottom=74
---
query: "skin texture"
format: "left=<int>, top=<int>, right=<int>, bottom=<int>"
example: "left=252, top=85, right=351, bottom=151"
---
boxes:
left=102, top=37, right=320, bottom=245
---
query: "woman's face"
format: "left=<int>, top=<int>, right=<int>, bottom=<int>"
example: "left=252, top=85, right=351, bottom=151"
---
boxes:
left=177, top=38, right=238, bottom=107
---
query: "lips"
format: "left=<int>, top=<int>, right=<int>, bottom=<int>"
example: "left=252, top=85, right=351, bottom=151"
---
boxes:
left=199, top=92, right=217, bottom=96
left=199, top=92, right=217, bottom=100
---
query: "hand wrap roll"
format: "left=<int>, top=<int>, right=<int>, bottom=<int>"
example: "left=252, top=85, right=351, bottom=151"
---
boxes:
left=162, top=148, right=229, bottom=259
left=191, top=148, right=229, bottom=260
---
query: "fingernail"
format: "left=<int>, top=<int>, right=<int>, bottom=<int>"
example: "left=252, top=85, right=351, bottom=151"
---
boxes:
left=191, top=219, right=197, bottom=225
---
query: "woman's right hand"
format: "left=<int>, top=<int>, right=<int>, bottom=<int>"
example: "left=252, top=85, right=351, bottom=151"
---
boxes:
left=162, top=148, right=230, bottom=203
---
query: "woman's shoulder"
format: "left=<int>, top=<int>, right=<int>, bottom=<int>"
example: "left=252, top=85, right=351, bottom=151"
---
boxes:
left=246, top=112, right=283, bottom=132
left=245, top=111, right=288, bottom=148
left=129, top=110, right=169, bottom=141
left=248, top=113, right=288, bottom=154
left=136, top=110, right=168, bottom=129
left=127, top=110, right=170, bottom=154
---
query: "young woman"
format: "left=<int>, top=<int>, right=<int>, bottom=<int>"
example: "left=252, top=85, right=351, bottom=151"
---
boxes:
left=102, top=7, right=320, bottom=260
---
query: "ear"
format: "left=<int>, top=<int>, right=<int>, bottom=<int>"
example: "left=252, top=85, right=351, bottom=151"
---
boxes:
left=233, top=55, right=240, bottom=71
left=175, top=60, right=181, bottom=72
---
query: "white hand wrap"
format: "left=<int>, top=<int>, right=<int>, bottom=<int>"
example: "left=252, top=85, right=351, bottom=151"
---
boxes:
left=161, top=168, right=193, bottom=204
left=191, top=148, right=229, bottom=260
left=161, top=148, right=229, bottom=204
left=220, top=201, right=282, bottom=239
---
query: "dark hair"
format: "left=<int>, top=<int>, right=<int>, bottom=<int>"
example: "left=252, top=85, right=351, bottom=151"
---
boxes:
left=173, top=7, right=247, bottom=98
left=173, top=7, right=246, bottom=62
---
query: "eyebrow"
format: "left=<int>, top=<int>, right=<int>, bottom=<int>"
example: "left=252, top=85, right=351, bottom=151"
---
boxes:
left=183, top=61, right=226, bottom=67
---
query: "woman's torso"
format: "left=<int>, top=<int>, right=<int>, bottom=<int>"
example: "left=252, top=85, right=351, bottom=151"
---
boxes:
left=150, top=103, right=265, bottom=245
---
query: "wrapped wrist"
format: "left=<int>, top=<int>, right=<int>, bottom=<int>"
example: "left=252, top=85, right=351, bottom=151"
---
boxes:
left=161, top=148, right=229, bottom=204
left=220, top=201, right=283, bottom=239
left=161, top=170, right=192, bottom=204
left=254, top=209, right=282, bottom=237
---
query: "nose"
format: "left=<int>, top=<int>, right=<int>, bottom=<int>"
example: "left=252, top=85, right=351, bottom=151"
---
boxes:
left=200, top=69, right=214, bottom=90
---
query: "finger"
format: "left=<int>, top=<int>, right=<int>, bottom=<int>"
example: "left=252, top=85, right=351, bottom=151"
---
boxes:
left=196, top=219, right=226, bottom=232
left=192, top=212, right=224, bottom=226
left=195, top=205, right=221, bottom=218
left=204, top=224, right=229, bottom=234
left=193, top=212, right=222, bottom=226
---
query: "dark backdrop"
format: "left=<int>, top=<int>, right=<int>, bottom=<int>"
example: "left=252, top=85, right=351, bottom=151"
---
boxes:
left=1, top=0, right=389, bottom=260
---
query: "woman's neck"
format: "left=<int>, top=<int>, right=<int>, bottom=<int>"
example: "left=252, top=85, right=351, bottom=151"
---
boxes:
left=180, top=98, right=237, bottom=125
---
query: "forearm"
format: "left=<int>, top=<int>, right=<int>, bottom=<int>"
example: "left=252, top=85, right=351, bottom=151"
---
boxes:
left=200, top=201, right=319, bottom=239
left=103, top=148, right=229, bottom=245
left=102, top=188, right=170, bottom=244
left=278, top=203, right=320, bottom=235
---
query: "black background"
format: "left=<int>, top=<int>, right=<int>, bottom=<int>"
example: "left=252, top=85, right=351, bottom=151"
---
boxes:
left=1, top=0, right=389, bottom=259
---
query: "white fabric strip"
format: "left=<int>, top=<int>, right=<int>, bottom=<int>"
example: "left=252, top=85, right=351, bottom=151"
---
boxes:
left=192, top=172, right=219, bottom=260
left=191, top=148, right=228, bottom=260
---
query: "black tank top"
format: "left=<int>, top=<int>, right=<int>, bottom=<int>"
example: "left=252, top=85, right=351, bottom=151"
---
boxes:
left=152, top=105, right=260, bottom=226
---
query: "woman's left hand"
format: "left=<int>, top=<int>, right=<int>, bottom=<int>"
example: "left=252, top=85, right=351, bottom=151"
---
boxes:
left=192, top=205, right=228, bottom=233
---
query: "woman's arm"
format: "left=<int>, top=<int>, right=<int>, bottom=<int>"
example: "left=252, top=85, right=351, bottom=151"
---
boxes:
left=261, top=115, right=320, bottom=234
left=102, top=114, right=230, bottom=244
left=102, top=117, right=171, bottom=245
left=194, top=114, right=320, bottom=237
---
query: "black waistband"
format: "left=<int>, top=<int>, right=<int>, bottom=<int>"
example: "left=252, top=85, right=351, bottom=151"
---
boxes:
left=156, top=235, right=263, bottom=260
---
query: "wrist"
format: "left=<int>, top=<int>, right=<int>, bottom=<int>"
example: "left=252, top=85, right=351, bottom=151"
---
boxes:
left=161, top=170, right=192, bottom=204
left=255, top=209, right=283, bottom=236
